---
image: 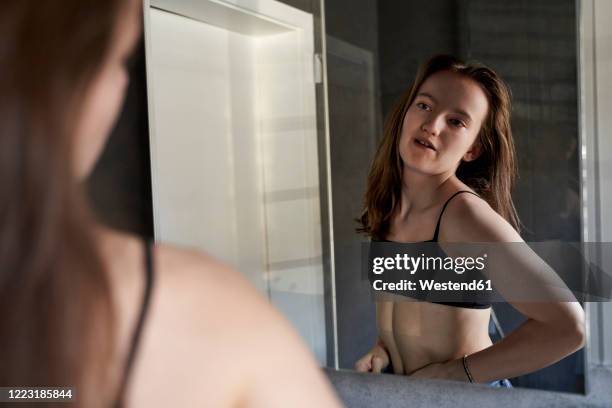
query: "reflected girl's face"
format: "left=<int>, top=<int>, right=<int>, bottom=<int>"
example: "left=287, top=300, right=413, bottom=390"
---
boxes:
left=398, top=70, right=489, bottom=177
left=72, top=0, right=141, bottom=180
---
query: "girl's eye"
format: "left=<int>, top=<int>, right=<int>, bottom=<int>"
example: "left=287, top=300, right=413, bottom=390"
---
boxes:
left=449, top=118, right=465, bottom=128
left=416, top=102, right=430, bottom=111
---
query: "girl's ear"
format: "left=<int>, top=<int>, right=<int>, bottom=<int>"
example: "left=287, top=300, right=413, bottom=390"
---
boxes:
left=463, top=138, right=482, bottom=162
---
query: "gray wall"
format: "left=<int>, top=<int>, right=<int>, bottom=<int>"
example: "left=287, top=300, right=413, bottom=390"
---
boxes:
left=378, top=0, right=459, bottom=115
left=461, top=0, right=580, bottom=243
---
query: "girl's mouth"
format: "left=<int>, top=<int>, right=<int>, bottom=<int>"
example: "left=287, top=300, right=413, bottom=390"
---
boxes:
left=414, top=138, right=436, bottom=151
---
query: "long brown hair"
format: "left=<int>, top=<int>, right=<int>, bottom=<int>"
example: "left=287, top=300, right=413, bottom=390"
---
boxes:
left=359, top=55, right=520, bottom=238
left=0, top=0, right=126, bottom=405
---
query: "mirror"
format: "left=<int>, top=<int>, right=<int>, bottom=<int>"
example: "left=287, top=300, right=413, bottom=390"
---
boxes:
left=324, top=0, right=586, bottom=394
left=142, top=0, right=601, bottom=397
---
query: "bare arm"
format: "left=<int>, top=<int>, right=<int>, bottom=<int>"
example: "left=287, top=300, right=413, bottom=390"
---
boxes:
left=465, top=302, right=584, bottom=383
left=413, top=194, right=585, bottom=382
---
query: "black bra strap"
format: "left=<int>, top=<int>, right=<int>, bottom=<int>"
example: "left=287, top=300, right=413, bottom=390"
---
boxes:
left=115, top=239, right=155, bottom=407
left=432, top=191, right=480, bottom=241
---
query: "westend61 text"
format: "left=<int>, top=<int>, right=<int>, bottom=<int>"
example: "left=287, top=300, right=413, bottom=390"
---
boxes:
left=372, top=279, right=493, bottom=292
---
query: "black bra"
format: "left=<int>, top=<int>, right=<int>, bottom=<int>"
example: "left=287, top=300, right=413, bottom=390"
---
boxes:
left=377, top=190, right=491, bottom=309
left=115, top=239, right=155, bottom=407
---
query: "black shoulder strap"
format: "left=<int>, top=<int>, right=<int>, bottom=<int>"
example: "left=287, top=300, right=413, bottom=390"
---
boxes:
left=115, top=239, right=155, bottom=407
left=432, top=191, right=480, bottom=241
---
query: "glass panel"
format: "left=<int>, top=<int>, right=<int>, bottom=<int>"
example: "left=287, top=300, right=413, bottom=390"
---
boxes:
left=144, top=0, right=327, bottom=364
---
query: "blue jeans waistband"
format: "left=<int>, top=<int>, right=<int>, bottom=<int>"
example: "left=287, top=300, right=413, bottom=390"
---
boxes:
left=488, top=379, right=513, bottom=388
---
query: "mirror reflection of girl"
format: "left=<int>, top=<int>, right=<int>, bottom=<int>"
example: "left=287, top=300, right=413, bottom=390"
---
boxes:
left=0, top=1, right=342, bottom=407
left=354, top=55, right=585, bottom=387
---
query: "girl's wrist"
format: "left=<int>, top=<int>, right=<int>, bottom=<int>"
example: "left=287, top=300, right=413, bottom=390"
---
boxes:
left=447, top=358, right=472, bottom=382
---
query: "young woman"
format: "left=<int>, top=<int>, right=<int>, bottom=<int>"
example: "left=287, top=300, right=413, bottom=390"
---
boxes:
left=0, top=1, right=342, bottom=407
left=354, top=55, right=585, bottom=387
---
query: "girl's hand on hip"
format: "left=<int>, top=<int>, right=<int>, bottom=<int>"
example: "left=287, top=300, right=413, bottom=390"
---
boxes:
left=354, top=342, right=390, bottom=374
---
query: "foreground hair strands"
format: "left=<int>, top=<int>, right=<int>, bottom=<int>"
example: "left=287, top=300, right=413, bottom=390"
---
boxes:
left=0, top=1, right=126, bottom=405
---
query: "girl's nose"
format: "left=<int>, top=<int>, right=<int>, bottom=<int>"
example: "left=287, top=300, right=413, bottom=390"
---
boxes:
left=421, top=116, right=442, bottom=136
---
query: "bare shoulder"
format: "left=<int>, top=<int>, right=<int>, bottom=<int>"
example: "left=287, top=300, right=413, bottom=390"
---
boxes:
left=151, top=243, right=295, bottom=343
left=151, top=243, right=290, bottom=349
left=98, top=227, right=340, bottom=406
left=438, top=192, right=522, bottom=242
left=154, top=243, right=253, bottom=302
left=131, top=242, right=339, bottom=406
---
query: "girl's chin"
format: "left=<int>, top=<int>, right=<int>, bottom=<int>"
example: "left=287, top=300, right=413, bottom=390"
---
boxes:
left=401, top=154, right=434, bottom=169
left=401, top=163, right=437, bottom=176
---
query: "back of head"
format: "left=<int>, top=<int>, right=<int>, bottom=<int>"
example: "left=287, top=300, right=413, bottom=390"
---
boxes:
left=0, top=0, right=125, bottom=405
left=359, top=55, right=520, bottom=238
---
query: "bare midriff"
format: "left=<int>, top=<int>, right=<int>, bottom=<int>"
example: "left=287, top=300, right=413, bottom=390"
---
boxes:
left=377, top=299, right=493, bottom=375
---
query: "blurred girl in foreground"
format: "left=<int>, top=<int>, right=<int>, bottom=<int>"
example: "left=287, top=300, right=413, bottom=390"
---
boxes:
left=0, top=1, right=342, bottom=406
